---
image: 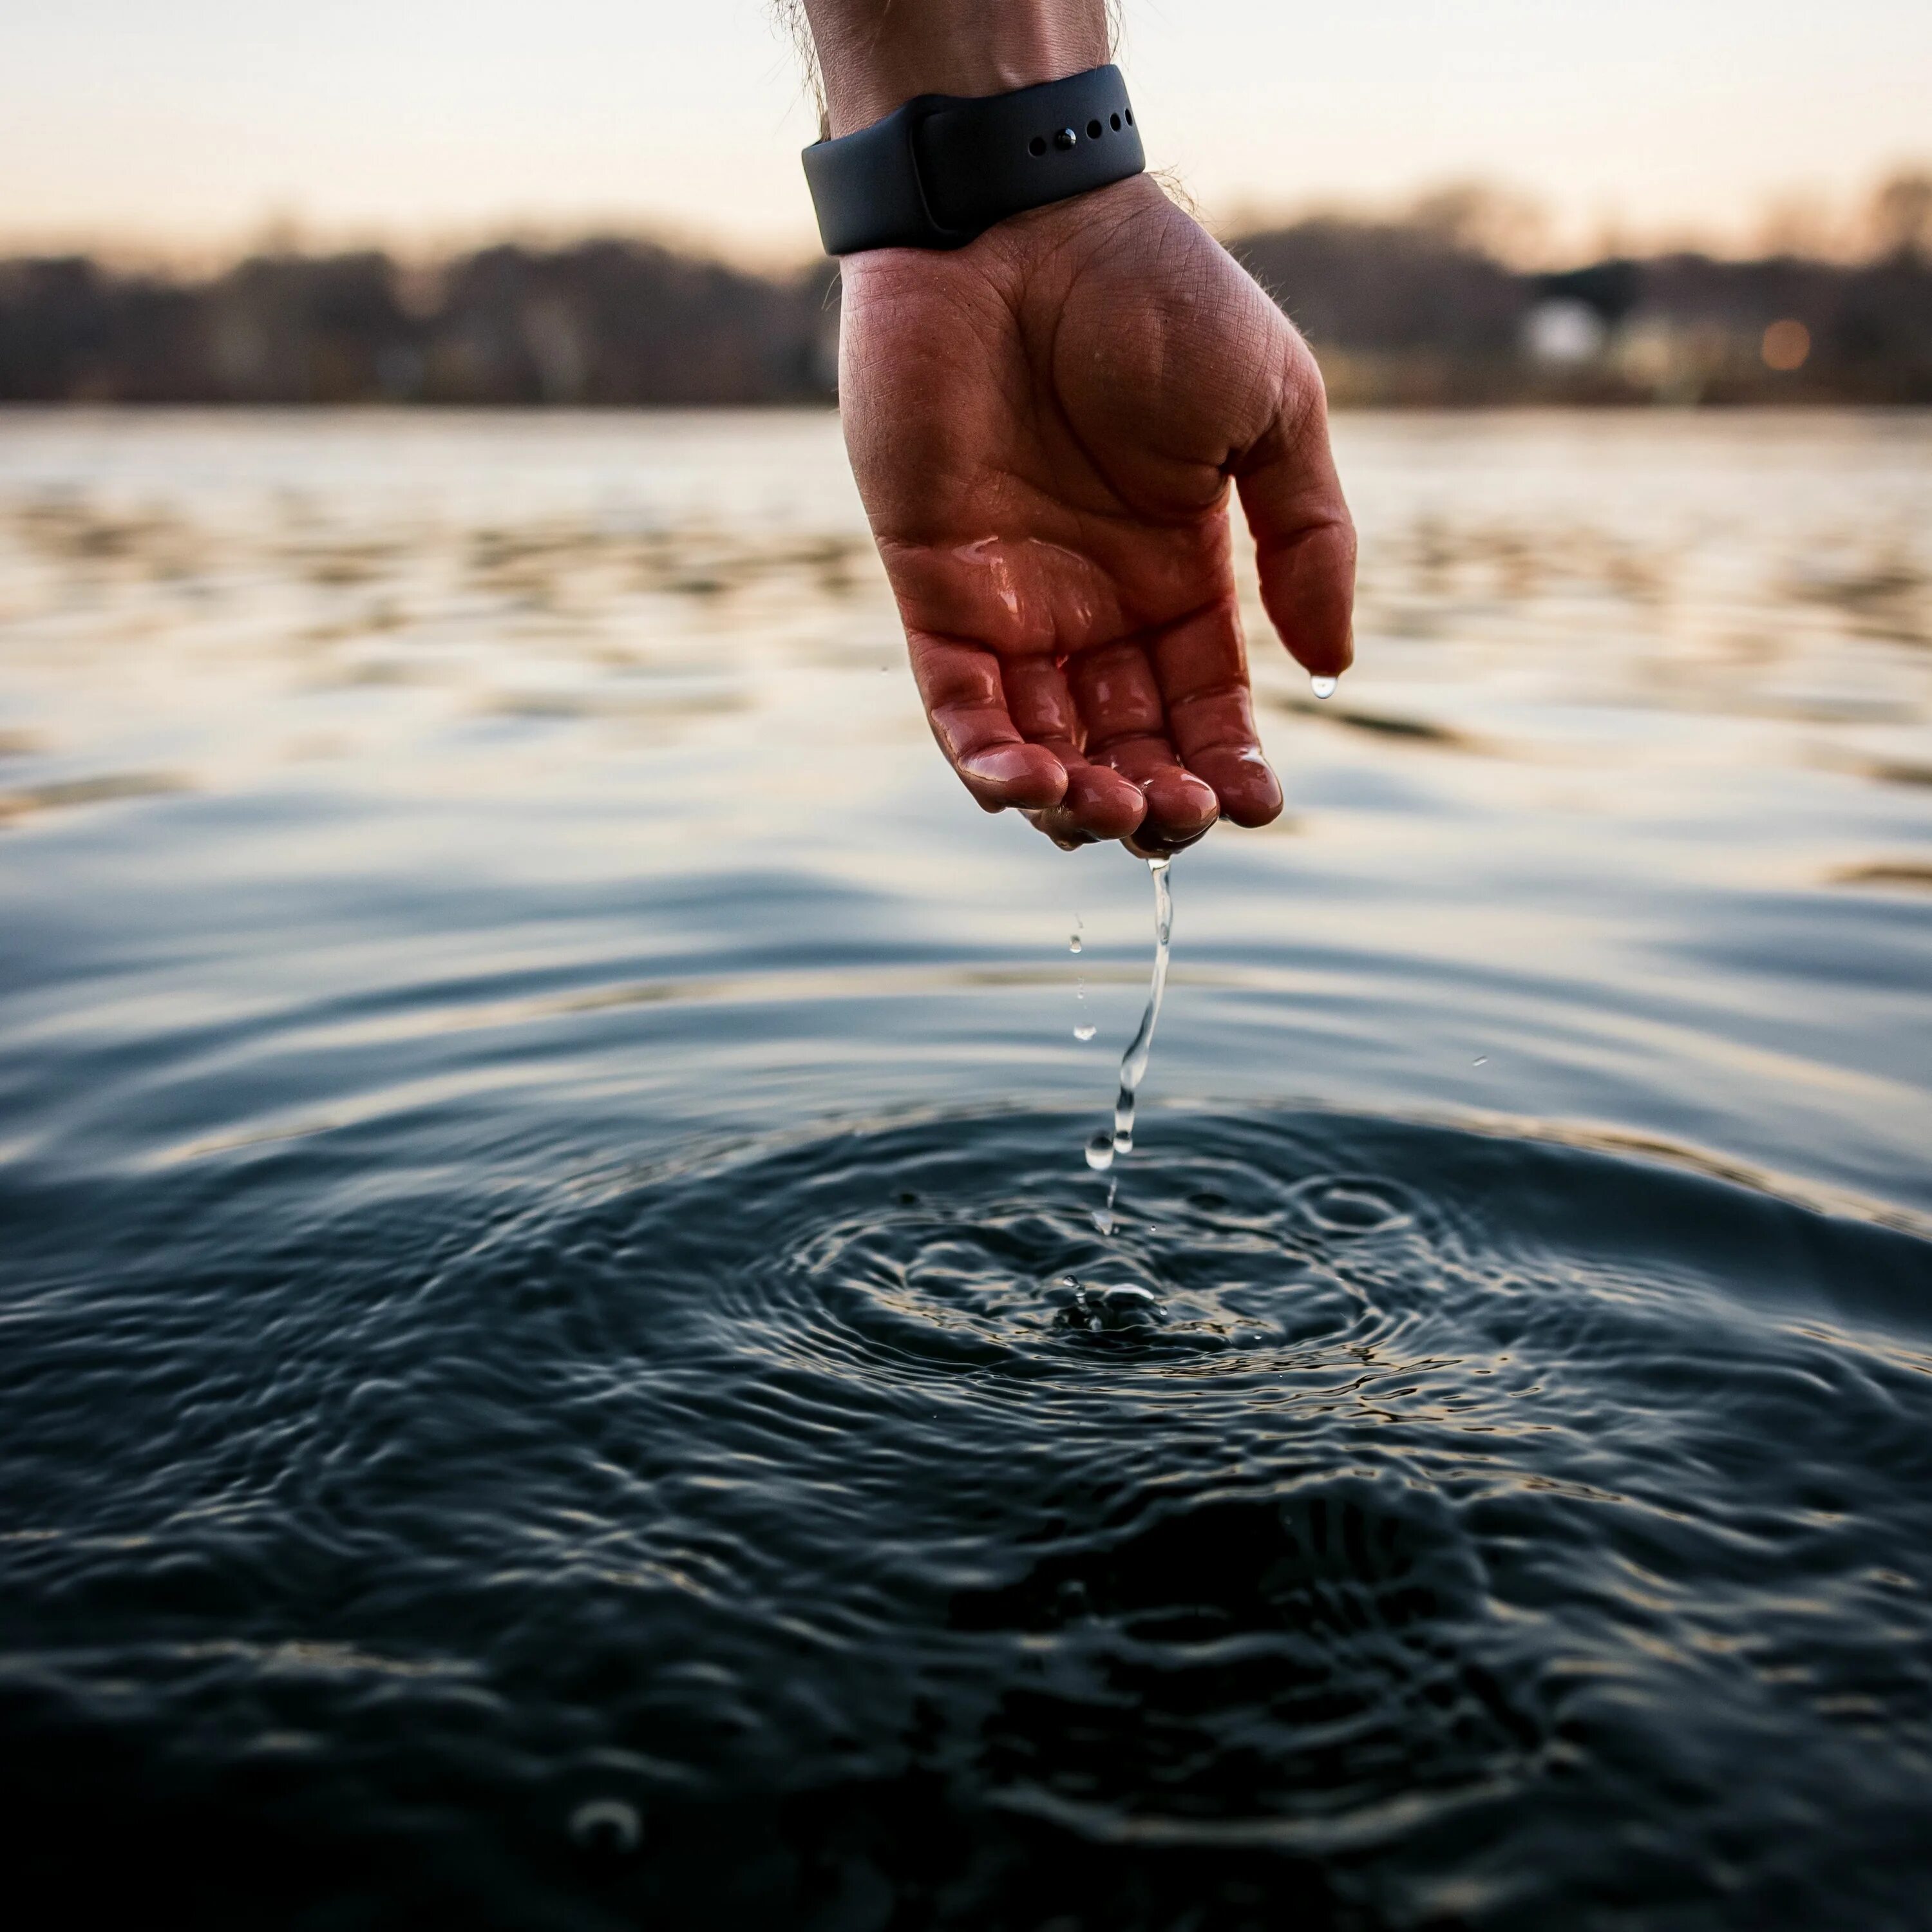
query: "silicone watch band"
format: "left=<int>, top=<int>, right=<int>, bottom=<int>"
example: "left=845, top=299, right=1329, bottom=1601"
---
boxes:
left=802, top=64, right=1144, bottom=256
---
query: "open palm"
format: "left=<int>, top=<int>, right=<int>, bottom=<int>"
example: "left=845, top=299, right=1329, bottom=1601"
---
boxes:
left=838, top=174, right=1356, bottom=853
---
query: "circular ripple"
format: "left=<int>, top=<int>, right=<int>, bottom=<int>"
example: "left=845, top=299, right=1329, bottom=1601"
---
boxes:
left=1289, top=1174, right=1417, bottom=1235
left=658, top=1117, right=1455, bottom=1385
left=3, top=1108, right=1931, bottom=1926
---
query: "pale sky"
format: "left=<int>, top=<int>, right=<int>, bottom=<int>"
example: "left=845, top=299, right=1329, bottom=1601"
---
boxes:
left=3, top=1, right=1927, bottom=263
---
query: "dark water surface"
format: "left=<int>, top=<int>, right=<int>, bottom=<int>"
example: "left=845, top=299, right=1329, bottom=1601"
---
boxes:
left=3, top=411, right=1931, bottom=1927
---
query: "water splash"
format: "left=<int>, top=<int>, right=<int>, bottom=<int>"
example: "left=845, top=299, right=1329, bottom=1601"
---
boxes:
left=1084, top=857, right=1173, bottom=1173
left=1055, top=1282, right=1164, bottom=1334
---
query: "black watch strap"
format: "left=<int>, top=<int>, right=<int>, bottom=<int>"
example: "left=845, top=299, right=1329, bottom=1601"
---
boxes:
left=802, top=64, right=1144, bottom=256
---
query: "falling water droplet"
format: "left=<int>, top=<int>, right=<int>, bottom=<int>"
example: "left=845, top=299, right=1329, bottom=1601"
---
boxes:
left=1092, top=1176, right=1119, bottom=1233
left=1473, top=1056, right=1488, bottom=1066
left=1068, top=934, right=1083, bottom=954
left=1311, top=674, right=1338, bottom=700
left=1074, top=1023, right=1097, bottom=1041
left=1085, top=1131, right=1115, bottom=1172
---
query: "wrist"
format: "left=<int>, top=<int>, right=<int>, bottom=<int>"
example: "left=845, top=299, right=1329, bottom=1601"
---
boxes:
left=801, top=0, right=1110, bottom=137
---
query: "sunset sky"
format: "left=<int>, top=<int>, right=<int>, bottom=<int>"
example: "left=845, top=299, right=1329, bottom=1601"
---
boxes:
left=4, top=0, right=1927, bottom=263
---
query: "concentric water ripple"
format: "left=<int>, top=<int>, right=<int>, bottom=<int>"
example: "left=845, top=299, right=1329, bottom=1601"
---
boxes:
left=3, top=1107, right=1931, bottom=1927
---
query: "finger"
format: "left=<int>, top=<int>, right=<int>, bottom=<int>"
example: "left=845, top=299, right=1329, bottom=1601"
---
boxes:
left=1065, top=638, right=1165, bottom=748
left=1150, top=600, right=1283, bottom=828
left=1020, top=765, right=1146, bottom=848
left=1095, top=732, right=1220, bottom=851
left=1004, top=656, right=1146, bottom=842
left=907, top=632, right=1067, bottom=812
left=1234, top=381, right=1356, bottom=680
left=1068, top=641, right=1220, bottom=848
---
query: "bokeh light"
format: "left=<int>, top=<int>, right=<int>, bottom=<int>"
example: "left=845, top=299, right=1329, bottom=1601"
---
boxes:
left=1762, top=317, right=1812, bottom=370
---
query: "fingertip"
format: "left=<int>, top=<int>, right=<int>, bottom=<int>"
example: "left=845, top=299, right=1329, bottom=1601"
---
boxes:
left=1150, top=766, right=1220, bottom=827
left=1062, top=764, right=1147, bottom=842
left=1256, top=519, right=1357, bottom=681
left=1224, top=791, right=1284, bottom=829
left=1133, top=766, right=1220, bottom=851
left=1189, top=746, right=1283, bottom=828
left=1293, top=625, right=1354, bottom=680
left=958, top=742, right=1068, bottom=811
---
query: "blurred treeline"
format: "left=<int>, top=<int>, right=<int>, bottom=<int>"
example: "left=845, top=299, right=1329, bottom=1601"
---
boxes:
left=0, top=242, right=842, bottom=408
left=1236, top=172, right=1932, bottom=406
left=3, top=172, right=1928, bottom=407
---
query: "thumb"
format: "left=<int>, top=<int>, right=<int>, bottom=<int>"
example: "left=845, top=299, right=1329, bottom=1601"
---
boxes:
left=1233, top=374, right=1356, bottom=680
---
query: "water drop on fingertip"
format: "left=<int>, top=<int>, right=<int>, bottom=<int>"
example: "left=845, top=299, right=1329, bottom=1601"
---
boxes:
left=1311, top=674, right=1338, bottom=700
left=1074, top=1023, right=1097, bottom=1042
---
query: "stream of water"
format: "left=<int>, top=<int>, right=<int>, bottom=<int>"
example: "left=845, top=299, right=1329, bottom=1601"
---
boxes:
left=1086, top=855, right=1174, bottom=1176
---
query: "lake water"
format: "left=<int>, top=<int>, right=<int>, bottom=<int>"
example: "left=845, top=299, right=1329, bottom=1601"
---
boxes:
left=2, top=408, right=1929, bottom=1928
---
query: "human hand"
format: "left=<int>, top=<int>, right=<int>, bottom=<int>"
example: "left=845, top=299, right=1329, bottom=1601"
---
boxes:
left=836, top=172, right=1356, bottom=855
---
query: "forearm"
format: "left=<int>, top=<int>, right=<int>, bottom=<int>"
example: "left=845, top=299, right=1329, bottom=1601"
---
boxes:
left=799, top=0, right=1110, bottom=135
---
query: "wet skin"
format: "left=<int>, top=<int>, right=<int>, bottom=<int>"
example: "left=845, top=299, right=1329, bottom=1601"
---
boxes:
left=838, top=173, right=1357, bottom=855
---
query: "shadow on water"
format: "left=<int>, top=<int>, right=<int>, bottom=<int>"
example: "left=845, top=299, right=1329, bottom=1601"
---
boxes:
left=3, top=1106, right=1929, bottom=1928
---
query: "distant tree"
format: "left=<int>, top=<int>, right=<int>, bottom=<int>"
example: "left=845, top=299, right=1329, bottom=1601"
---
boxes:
left=1231, top=214, right=1526, bottom=360
left=1754, top=190, right=1842, bottom=263
left=1868, top=170, right=1932, bottom=261
left=1406, top=180, right=1551, bottom=268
